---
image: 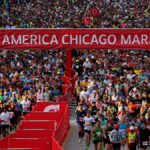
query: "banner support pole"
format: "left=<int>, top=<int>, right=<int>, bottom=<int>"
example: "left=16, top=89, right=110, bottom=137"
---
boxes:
left=65, top=49, right=72, bottom=77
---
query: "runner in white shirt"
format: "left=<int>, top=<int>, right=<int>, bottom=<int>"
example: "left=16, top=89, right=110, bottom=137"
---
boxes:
left=83, top=59, right=92, bottom=69
left=80, top=87, right=90, bottom=102
left=89, top=92, right=97, bottom=104
left=0, top=108, right=11, bottom=137
left=0, top=110, right=11, bottom=125
left=36, top=88, right=44, bottom=102
left=84, top=111, right=95, bottom=150
left=21, top=96, right=31, bottom=114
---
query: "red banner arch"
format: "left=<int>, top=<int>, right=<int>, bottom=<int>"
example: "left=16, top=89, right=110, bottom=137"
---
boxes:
left=0, top=29, right=150, bottom=50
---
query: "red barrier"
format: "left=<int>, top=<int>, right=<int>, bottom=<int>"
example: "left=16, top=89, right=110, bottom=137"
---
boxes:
left=53, top=104, right=69, bottom=145
left=61, top=76, right=72, bottom=96
left=61, top=84, right=68, bottom=94
left=52, top=138, right=64, bottom=150
left=50, top=74, right=77, bottom=150
left=61, top=75, right=78, bottom=104
left=24, top=112, right=61, bottom=122
left=32, top=102, right=67, bottom=112
left=0, top=148, right=40, bottom=150
left=8, top=138, right=50, bottom=149
left=61, top=76, right=71, bottom=85
left=19, top=120, right=55, bottom=130
left=0, top=137, right=9, bottom=148
left=13, top=129, right=53, bottom=139
left=66, top=86, right=73, bottom=105
left=56, top=95, right=67, bottom=103
left=70, top=76, right=78, bottom=94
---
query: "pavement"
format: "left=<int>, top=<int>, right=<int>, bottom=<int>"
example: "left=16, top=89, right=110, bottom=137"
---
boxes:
left=63, top=101, right=94, bottom=150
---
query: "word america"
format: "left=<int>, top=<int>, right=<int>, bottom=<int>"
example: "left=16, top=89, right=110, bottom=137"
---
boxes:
left=2, top=34, right=150, bottom=45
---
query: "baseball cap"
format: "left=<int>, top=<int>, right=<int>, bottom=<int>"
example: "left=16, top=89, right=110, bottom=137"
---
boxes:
left=114, top=124, right=119, bottom=129
left=130, top=126, right=134, bottom=130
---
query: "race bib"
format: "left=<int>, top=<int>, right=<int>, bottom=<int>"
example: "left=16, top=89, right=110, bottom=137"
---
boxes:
left=129, top=110, right=134, bottom=113
left=76, top=65, right=79, bottom=69
left=129, top=140, right=135, bottom=143
left=85, top=123, right=91, bottom=127
left=96, top=132, right=101, bottom=137
left=79, top=117, right=84, bottom=122
left=142, top=141, right=148, bottom=146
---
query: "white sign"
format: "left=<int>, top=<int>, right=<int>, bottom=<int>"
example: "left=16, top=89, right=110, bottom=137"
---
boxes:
left=43, top=105, right=60, bottom=112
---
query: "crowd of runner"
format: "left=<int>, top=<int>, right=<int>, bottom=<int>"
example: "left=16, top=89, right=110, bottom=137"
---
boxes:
left=0, top=0, right=150, bottom=149
left=1, top=49, right=149, bottom=150
left=0, top=0, right=150, bottom=28
left=74, top=50, right=150, bottom=150
left=0, top=50, right=65, bottom=137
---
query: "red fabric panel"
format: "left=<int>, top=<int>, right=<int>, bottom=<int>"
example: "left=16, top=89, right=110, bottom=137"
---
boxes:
left=54, top=105, right=69, bottom=145
left=14, top=129, right=53, bottom=139
left=8, top=138, right=50, bottom=149
left=0, top=137, right=9, bottom=148
left=61, top=76, right=71, bottom=85
left=57, top=95, right=67, bottom=102
left=62, top=85, right=68, bottom=94
left=19, top=120, right=55, bottom=130
left=32, top=102, right=66, bottom=111
left=52, top=138, right=64, bottom=150
left=24, top=112, right=61, bottom=121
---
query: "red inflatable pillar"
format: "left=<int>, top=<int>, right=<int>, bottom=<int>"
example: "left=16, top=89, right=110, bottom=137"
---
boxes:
left=65, top=49, right=72, bottom=77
